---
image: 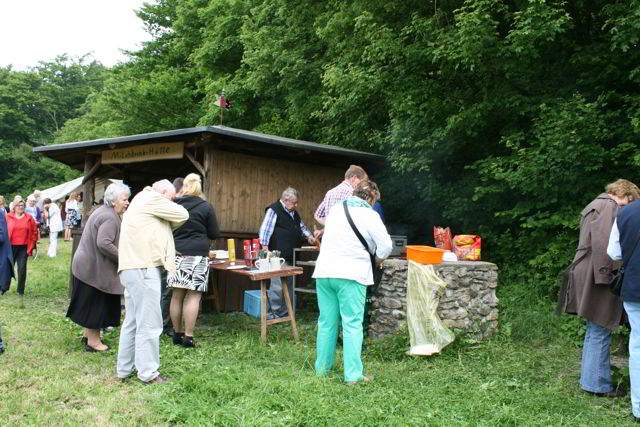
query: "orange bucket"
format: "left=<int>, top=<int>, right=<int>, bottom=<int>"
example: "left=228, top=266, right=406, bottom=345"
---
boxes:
left=406, top=245, right=446, bottom=265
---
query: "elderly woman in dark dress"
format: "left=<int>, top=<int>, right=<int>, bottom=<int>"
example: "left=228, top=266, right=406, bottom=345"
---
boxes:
left=66, top=183, right=131, bottom=352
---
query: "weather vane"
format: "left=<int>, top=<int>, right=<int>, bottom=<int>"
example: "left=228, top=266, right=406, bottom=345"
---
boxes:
left=214, top=90, right=232, bottom=125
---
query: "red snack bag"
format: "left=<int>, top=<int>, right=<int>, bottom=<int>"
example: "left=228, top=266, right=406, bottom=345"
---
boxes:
left=433, top=226, right=453, bottom=251
left=452, top=235, right=481, bottom=261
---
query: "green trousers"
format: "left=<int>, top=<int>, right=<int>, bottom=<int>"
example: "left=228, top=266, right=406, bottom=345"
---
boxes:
left=315, top=277, right=367, bottom=382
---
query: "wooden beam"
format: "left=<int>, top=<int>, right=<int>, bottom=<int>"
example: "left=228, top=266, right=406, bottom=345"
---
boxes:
left=81, top=158, right=102, bottom=184
left=82, top=154, right=97, bottom=224
left=184, top=150, right=206, bottom=177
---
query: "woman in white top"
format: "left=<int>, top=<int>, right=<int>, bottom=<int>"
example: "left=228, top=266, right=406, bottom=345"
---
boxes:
left=312, top=179, right=392, bottom=385
left=44, top=198, right=64, bottom=257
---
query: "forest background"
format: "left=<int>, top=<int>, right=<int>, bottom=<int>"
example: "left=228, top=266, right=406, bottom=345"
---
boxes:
left=1, top=0, right=640, bottom=301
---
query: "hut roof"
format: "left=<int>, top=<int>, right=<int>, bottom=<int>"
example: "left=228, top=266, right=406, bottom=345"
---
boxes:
left=33, top=126, right=385, bottom=172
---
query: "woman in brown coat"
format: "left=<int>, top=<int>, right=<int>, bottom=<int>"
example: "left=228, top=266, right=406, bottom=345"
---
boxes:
left=66, top=183, right=130, bottom=352
left=561, top=179, right=640, bottom=396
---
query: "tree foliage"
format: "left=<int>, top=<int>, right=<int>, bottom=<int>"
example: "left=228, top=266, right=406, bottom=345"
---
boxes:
left=43, top=1, right=640, bottom=295
left=0, top=56, right=106, bottom=198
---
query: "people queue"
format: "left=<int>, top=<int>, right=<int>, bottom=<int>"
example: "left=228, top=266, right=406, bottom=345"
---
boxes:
left=0, top=165, right=392, bottom=386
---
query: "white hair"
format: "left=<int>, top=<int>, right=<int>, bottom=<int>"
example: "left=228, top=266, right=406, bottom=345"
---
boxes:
left=152, top=179, right=176, bottom=194
left=281, top=187, right=299, bottom=201
left=104, top=183, right=131, bottom=207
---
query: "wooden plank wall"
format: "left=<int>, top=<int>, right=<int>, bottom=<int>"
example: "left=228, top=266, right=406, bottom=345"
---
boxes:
left=207, top=149, right=344, bottom=234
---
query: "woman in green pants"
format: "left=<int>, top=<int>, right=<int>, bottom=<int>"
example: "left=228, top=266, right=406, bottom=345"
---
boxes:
left=312, top=180, right=392, bottom=384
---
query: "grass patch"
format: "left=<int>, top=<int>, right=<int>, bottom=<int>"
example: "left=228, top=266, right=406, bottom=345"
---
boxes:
left=0, top=241, right=636, bottom=425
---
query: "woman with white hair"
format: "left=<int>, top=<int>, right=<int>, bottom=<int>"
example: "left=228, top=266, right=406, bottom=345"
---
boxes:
left=168, top=174, right=219, bottom=347
left=66, top=183, right=131, bottom=352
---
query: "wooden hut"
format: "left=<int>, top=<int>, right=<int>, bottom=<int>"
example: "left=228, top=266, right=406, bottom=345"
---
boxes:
left=33, top=126, right=385, bottom=311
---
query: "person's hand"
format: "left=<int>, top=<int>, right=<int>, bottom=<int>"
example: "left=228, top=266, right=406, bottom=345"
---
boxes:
left=375, top=256, right=385, bottom=267
left=307, top=236, right=317, bottom=246
left=313, top=229, right=323, bottom=239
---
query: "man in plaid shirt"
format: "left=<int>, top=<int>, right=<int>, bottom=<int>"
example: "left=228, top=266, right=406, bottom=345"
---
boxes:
left=314, top=165, right=368, bottom=237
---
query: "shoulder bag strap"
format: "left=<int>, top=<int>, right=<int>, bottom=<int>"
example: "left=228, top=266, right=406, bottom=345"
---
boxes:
left=343, top=201, right=375, bottom=261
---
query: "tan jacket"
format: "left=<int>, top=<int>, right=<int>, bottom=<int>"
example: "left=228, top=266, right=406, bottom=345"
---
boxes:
left=562, top=193, right=622, bottom=330
left=72, top=205, right=123, bottom=295
left=118, top=187, right=189, bottom=273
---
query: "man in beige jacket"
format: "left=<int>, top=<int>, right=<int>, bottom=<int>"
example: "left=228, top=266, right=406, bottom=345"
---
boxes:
left=116, top=180, right=189, bottom=384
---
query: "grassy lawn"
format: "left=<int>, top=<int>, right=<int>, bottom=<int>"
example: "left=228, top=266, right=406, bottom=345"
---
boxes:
left=0, top=240, right=636, bottom=426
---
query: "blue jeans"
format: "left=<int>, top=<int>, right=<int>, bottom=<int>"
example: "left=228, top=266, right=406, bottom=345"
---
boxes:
left=580, top=321, right=612, bottom=393
left=625, top=302, right=640, bottom=417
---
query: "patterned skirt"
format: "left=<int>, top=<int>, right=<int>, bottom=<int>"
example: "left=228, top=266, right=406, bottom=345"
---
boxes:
left=168, top=255, right=209, bottom=292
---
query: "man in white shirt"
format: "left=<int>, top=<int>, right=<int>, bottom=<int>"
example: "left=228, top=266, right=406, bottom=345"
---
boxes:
left=116, top=180, right=188, bottom=384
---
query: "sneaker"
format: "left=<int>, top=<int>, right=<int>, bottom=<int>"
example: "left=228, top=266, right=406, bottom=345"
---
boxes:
left=144, top=375, right=169, bottom=385
left=584, top=389, right=626, bottom=398
left=346, top=376, right=374, bottom=386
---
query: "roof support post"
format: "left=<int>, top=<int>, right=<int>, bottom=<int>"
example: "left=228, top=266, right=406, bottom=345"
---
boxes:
left=82, top=153, right=97, bottom=226
left=203, top=145, right=212, bottom=197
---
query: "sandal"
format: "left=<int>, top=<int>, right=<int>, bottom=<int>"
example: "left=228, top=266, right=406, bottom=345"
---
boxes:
left=85, top=344, right=110, bottom=352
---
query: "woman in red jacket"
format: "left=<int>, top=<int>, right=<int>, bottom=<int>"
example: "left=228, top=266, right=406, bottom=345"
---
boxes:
left=6, top=196, right=37, bottom=296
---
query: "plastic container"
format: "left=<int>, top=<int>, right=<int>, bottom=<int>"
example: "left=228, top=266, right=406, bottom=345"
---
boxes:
left=243, top=290, right=261, bottom=318
left=390, top=235, right=407, bottom=257
left=406, top=245, right=446, bottom=265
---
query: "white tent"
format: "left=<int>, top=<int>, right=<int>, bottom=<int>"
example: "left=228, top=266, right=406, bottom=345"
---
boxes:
left=40, top=176, right=122, bottom=203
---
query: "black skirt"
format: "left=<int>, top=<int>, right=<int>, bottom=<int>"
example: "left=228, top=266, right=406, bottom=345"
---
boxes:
left=66, top=276, right=121, bottom=329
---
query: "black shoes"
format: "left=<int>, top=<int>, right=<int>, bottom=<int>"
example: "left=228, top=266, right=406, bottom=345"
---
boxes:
left=172, top=332, right=196, bottom=348
left=182, top=335, right=196, bottom=348
left=172, top=332, right=184, bottom=345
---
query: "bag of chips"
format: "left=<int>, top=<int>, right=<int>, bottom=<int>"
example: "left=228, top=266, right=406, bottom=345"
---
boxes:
left=452, top=235, right=481, bottom=261
left=433, top=226, right=453, bottom=251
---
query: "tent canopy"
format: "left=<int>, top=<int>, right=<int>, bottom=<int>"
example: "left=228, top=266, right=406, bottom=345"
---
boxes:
left=40, top=176, right=121, bottom=203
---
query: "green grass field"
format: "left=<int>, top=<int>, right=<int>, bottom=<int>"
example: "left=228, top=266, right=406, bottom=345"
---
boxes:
left=0, top=240, right=635, bottom=426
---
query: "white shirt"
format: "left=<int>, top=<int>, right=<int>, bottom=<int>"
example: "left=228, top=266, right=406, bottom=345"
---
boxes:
left=48, top=203, right=64, bottom=233
left=607, top=219, right=622, bottom=261
left=312, top=201, right=392, bottom=286
left=65, top=199, right=78, bottom=213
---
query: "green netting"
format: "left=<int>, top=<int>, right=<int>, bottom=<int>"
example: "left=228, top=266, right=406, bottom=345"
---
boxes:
left=406, top=261, right=455, bottom=355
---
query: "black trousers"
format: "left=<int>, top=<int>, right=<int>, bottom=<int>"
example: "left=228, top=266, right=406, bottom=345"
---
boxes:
left=11, top=245, right=28, bottom=295
left=160, top=269, right=173, bottom=333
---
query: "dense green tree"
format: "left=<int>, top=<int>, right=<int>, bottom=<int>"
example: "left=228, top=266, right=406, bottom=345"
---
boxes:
left=0, top=56, right=105, bottom=198
left=50, top=0, right=640, bottom=296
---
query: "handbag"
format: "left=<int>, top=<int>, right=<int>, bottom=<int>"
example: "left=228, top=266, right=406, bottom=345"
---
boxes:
left=342, top=201, right=384, bottom=287
left=608, top=228, right=640, bottom=296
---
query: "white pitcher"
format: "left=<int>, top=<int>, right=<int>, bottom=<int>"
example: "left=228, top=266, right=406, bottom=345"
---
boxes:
left=269, top=257, right=285, bottom=271
left=255, top=259, right=270, bottom=272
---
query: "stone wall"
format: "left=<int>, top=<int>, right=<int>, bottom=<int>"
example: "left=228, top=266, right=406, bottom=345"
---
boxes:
left=368, top=259, right=499, bottom=341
